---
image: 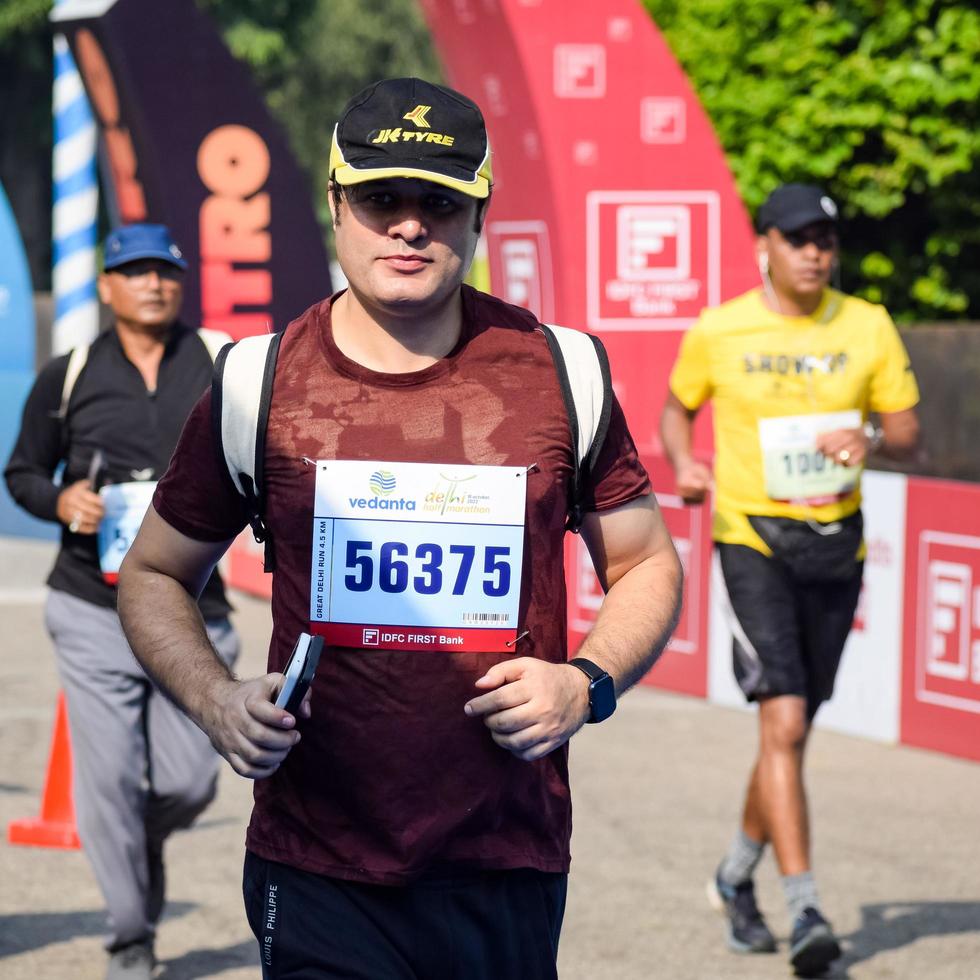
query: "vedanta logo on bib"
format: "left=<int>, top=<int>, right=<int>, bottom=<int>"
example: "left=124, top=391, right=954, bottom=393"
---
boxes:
left=347, top=496, right=416, bottom=511
left=370, top=471, right=396, bottom=496
left=355, top=470, right=414, bottom=510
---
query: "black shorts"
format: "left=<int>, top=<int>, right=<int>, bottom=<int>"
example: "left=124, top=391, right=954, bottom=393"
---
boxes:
left=716, top=543, right=863, bottom=716
left=243, top=851, right=567, bottom=979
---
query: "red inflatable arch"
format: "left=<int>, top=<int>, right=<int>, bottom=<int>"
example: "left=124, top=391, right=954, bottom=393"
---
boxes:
left=421, top=0, right=758, bottom=694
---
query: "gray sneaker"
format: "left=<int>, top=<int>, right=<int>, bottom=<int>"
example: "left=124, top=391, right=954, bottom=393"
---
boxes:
left=789, top=906, right=841, bottom=976
left=106, top=940, right=155, bottom=980
left=707, top=870, right=778, bottom=954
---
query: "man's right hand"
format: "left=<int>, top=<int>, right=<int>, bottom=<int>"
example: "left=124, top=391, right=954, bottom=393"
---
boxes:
left=202, top=675, right=312, bottom=780
left=56, top=479, right=105, bottom=534
left=675, top=458, right=713, bottom=504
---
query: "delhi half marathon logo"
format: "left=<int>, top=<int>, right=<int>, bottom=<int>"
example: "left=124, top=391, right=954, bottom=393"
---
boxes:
left=403, top=104, right=432, bottom=128
left=422, top=473, right=492, bottom=516
left=370, top=471, right=397, bottom=496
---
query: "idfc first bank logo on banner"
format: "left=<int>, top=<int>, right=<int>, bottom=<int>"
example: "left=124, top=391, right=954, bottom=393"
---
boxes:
left=916, top=531, right=980, bottom=715
left=586, top=190, right=721, bottom=331
left=902, top=478, right=980, bottom=763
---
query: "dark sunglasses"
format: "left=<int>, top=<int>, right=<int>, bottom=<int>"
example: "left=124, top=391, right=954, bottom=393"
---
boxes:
left=782, top=229, right=838, bottom=251
left=109, top=263, right=183, bottom=283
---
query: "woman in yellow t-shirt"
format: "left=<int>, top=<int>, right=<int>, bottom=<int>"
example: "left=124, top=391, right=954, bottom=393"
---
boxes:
left=660, top=183, right=919, bottom=975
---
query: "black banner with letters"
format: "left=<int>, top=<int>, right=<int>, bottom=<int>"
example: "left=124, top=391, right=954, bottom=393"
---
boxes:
left=53, top=0, right=331, bottom=338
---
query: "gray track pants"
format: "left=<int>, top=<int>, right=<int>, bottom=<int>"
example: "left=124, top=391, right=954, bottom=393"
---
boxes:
left=45, top=588, right=240, bottom=950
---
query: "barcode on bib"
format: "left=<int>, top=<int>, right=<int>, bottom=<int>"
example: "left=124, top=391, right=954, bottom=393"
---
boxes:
left=462, top=612, right=511, bottom=625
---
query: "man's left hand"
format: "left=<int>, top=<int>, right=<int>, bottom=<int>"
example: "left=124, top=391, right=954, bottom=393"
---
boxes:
left=464, top=658, right=591, bottom=761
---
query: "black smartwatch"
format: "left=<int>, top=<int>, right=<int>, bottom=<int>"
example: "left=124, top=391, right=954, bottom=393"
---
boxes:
left=568, top=658, right=617, bottom=723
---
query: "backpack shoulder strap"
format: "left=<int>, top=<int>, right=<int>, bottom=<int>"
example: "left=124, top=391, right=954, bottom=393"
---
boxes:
left=197, top=327, right=233, bottom=362
left=210, top=330, right=284, bottom=571
left=58, top=344, right=91, bottom=419
left=538, top=323, right=613, bottom=532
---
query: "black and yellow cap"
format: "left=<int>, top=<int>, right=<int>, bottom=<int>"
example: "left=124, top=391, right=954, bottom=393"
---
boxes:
left=329, top=77, right=492, bottom=199
left=756, top=183, right=839, bottom=233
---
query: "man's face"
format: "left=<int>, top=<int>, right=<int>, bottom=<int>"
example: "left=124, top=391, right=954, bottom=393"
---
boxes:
left=97, top=259, right=184, bottom=331
left=331, top=178, right=483, bottom=318
left=759, top=221, right=838, bottom=301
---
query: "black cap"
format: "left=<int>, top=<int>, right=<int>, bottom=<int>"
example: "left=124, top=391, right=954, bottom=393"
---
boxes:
left=329, top=77, right=492, bottom=199
left=756, top=183, right=839, bottom=233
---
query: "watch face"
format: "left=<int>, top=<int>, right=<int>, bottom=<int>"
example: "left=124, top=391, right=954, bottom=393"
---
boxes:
left=588, top=674, right=617, bottom=723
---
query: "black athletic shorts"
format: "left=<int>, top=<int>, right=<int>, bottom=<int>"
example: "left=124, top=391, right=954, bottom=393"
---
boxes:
left=716, top=542, right=863, bottom=717
left=243, top=851, right=567, bottom=979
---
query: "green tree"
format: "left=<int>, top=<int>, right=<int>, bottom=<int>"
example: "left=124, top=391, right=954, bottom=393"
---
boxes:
left=644, top=0, right=980, bottom=321
left=201, top=0, right=440, bottom=231
left=0, top=0, right=48, bottom=38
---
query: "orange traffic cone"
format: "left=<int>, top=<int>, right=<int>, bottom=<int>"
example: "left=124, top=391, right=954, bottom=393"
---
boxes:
left=8, top=691, right=81, bottom=849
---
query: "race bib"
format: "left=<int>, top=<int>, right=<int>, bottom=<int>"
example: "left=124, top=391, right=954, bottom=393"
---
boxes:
left=97, top=481, right=156, bottom=584
left=310, top=460, right=527, bottom=652
left=758, top=411, right=861, bottom=504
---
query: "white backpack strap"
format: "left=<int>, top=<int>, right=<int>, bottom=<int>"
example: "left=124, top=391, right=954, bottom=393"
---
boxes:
left=212, top=333, right=276, bottom=497
left=197, top=327, right=233, bottom=362
left=539, top=323, right=613, bottom=531
left=211, top=331, right=284, bottom=571
left=540, top=323, right=612, bottom=468
left=58, top=344, right=91, bottom=419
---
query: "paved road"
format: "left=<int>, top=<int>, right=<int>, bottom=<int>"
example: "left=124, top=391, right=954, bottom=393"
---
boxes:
left=1, top=538, right=978, bottom=979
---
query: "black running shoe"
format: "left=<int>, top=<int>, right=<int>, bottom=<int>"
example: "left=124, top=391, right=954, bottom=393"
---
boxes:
left=789, top=906, right=841, bottom=976
left=707, top=870, right=777, bottom=954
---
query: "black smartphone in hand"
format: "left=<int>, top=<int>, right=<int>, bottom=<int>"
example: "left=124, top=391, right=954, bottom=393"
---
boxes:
left=274, top=633, right=323, bottom=716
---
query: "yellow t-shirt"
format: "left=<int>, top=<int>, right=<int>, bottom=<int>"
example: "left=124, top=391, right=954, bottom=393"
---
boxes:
left=669, top=288, right=919, bottom=552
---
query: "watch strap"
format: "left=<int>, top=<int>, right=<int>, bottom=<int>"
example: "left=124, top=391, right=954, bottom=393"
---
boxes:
left=568, top=657, right=616, bottom=724
left=567, top=657, right=606, bottom=683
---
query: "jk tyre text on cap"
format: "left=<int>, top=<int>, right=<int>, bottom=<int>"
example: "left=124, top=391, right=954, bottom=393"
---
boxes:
left=330, top=77, right=493, bottom=199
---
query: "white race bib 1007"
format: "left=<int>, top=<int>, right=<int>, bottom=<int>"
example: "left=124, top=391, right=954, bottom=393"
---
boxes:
left=758, top=410, right=861, bottom=504
left=97, top=481, right=156, bottom=583
left=309, top=460, right=527, bottom=652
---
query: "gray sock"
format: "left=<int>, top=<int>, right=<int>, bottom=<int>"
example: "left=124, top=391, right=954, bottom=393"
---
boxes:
left=718, top=830, right=765, bottom=886
left=782, top=871, right=820, bottom=923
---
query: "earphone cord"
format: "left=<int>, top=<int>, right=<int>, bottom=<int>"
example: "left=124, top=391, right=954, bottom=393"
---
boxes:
left=759, top=262, right=781, bottom=315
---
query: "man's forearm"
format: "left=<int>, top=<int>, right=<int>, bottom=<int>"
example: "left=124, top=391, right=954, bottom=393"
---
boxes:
left=4, top=466, right=62, bottom=523
left=118, top=566, right=234, bottom=730
left=864, top=407, right=919, bottom=463
left=574, top=552, right=683, bottom=695
left=660, top=397, right=697, bottom=472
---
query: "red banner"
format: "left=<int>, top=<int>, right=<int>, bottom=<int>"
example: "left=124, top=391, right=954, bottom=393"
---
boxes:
left=901, top=477, right=980, bottom=761
left=421, top=0, right=757, bottom=438
left=421, top=0, right=757, bottom=691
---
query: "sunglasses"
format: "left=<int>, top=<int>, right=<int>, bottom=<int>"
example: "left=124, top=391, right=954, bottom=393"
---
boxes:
left=109, top=261, right=184, bottom=282
left=782, top=229, right=838, bottom=251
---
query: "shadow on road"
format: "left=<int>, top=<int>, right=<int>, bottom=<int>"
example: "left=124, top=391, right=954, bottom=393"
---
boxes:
left=157, top=939, right=258, bottom=979
left=840, top=900, right=980, bottom=969
left=0, top=902, right=191, bottom=955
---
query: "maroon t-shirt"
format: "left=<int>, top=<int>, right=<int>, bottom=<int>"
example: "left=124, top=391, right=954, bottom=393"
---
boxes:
left=154, top=285, right=650, bottom=884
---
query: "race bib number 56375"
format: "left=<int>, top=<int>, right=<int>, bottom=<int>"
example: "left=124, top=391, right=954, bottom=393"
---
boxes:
left=310, top=460, right=527, bottom=652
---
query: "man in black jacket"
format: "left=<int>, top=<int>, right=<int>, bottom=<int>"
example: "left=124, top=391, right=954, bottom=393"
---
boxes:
left=5, top=224, right=238, bottom=980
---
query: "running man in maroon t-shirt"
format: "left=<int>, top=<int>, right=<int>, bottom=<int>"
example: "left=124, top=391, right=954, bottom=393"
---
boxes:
left=118, top=77, right=682, bottom=978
